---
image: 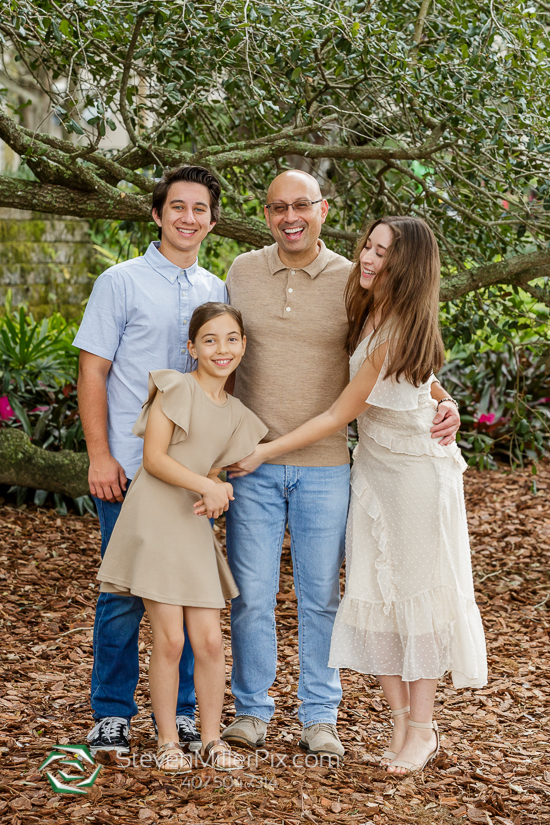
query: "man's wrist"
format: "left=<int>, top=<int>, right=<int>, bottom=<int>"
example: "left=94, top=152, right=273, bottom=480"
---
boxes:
left=88, top=447, right=114, bottom=464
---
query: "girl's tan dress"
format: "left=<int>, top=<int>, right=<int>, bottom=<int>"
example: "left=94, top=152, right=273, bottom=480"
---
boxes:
left=97, top=370, right=268, bottom=607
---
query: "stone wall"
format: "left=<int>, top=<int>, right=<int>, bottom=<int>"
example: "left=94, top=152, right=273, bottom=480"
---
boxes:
left=0, top=208, right=96, bottom=319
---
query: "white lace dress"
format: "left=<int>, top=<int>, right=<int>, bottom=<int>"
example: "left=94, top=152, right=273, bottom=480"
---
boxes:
left=328, top=333, right=487, bottom=688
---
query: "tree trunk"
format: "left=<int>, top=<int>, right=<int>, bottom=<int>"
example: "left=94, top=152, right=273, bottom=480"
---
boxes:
left=0, top=429, right=90, bottom=498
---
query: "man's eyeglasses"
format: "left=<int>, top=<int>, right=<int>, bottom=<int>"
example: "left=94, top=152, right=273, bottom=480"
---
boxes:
left=265, top=198, right=323, bottom=216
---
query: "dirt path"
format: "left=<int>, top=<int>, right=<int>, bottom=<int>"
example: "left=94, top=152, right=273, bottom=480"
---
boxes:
left=0, top=463, right=549, bottom=824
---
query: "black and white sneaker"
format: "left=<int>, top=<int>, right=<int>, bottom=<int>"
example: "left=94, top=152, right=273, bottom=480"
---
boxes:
left=152, top=714, right=201, bottom=752
left=87, top=717, right=130, bottom=756
left=176, top=715, right=201, bottom=752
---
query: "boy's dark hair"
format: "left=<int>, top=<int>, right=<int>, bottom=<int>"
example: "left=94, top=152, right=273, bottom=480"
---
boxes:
left=152, top=166, right=221, bottom=239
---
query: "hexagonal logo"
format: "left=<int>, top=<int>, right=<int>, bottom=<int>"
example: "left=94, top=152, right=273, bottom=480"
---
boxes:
left=39, top=744, right=101, bottom=794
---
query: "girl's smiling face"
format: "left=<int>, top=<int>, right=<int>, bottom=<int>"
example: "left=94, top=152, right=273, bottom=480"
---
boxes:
left=359, top=222, right=394, bottom=290
left=187, top=312, right=246, bottom=377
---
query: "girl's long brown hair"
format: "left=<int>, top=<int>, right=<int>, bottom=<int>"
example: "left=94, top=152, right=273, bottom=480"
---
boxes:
left=344, top=216, right=444, bottom=386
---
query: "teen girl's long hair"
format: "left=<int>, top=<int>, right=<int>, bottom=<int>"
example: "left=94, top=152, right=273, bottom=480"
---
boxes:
left=344, top=216, right=444, bottom=387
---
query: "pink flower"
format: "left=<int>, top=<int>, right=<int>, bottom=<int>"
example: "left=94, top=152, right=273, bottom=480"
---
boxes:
left=478, top=413, right=496, bottom=425
left=0, top=396, right=14, bottom=421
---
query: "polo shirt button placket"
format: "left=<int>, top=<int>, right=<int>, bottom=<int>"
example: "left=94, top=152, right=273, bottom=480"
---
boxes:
left=285, top=271, right=295, bottom=316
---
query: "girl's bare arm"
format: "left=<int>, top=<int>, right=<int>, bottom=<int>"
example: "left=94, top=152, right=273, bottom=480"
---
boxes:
left=143, top=393, right=233, bottom=517
left=228, top=342, right=388, bottom=477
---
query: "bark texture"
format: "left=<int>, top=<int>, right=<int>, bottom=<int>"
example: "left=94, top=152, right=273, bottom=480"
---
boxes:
left=0, top=429, right=89, bottom=497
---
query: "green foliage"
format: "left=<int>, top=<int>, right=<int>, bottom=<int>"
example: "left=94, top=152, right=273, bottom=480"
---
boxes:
left=89, top=216, right=247, bottom=281
left=1, top=0, right=549, bottom=310
left=0, top=294, right=93, bottom=514
left=440, top=285, right=550, bottom=468
left=440, top=340, right=550, bottom=469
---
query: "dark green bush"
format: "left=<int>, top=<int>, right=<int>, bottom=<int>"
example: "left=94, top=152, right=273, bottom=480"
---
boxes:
left=0, top=293, right=93, bottom=514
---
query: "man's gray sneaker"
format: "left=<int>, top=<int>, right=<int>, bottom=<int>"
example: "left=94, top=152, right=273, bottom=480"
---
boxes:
left=152, top=714, right=202, bottom=752
left=299, top=723, right=344, bottom=758
left=221, top=716, right=267, bottom=749
left=87, top=717, right=130, bottom=756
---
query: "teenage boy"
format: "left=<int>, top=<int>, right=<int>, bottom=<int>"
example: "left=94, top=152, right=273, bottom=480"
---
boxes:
left=74, top=166, right=227, bottom=754
left=220, top=169, right=460, bottom=757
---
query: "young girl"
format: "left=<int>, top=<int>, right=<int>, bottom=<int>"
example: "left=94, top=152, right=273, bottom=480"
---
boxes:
left=227, top=217, right=487, bottom=775
left=97, top=302, right=268, bottom=774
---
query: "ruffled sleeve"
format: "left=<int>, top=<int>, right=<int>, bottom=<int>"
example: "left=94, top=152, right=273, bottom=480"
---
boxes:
left=213, top=401, right=269, bottom=467
left=132, top=370, right=193, bottom=444
left=366, top=348, right=433, bottom=412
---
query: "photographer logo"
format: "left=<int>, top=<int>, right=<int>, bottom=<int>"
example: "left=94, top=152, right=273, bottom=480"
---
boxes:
left=39, top=744, right=101, bottom=795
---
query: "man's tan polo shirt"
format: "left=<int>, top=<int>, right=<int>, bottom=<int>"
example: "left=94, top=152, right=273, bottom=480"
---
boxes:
left=226, top=241, right=351, bottom=467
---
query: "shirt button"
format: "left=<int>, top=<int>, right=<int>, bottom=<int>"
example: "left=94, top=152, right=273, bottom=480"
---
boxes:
left=183, top=319, right=188, bottom=324
left=290, top=270, right=295, bottom=275
left=288, top=288, right=293, bottom=293
left=286, top=307, right=291, bottom=312
left=180, top=270, right=185, bottom=276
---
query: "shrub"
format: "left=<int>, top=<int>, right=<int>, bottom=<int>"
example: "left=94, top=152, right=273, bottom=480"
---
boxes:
left=440, top=287, right=550, bottom=470
left=0, top=293, right=93, bottom=514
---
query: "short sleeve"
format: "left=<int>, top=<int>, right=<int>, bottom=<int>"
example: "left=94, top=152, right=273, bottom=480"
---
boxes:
left=366, top=348, right=431, bottom=411
left=132, top=370, right=192, bottom=443
left=72, top=271, right=126, bottom=360
left=213, top=403, right=269, bottom=467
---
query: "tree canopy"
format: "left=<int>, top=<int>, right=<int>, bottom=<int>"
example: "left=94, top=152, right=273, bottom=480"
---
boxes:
left=1, top=0, right=550, bottom=304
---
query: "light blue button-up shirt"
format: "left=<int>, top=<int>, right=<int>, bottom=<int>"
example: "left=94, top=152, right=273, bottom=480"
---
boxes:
left=73, top=241, right=227, bottom=478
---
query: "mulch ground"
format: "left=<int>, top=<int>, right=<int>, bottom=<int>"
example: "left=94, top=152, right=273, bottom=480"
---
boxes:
left=0, top=462, right=549, bottom=825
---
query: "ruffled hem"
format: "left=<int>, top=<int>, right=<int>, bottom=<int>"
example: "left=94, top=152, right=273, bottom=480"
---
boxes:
left=329, top=590, right=487, bottom=688
left=356, top=419, right=467, bottom=472
left=343, top=449, right=486, bottom=687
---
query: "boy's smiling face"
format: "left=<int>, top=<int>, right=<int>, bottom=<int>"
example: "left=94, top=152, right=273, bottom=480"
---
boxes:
left=153, top=181, right=215, bottom=260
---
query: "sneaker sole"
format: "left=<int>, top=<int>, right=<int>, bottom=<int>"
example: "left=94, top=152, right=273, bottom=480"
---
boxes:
left=89, top=744, right=131, bottom=756
left=298, top=741, right=344, bottom=760
left=186, top=741, right=202, bottom=753
left=220, top=732, right=266, bottom=750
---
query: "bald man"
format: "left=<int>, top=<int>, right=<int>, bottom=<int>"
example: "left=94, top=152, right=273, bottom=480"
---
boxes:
left=220, top=171, right=459, bottom=758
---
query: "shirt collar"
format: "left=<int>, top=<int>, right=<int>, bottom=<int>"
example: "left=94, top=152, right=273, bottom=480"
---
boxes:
left=266, top=239, right=330, bottom=279
left=144, top=241, right=199, bottom=285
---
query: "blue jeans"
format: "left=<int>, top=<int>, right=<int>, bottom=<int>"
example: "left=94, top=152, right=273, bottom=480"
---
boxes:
left=91, top=484, right=196, bottom=723
left=225, top=463, right=350, bottom=727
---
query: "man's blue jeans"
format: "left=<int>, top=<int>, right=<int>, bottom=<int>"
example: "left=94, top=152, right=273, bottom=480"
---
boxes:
left=91, top=485, right=196, bottom=723
left=225, top=463, right=350, bottom=727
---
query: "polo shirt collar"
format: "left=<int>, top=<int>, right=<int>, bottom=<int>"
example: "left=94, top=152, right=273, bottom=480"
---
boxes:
left=144, top=241, right=199, bottom=285
left=266, top=239, right=330, bottom=279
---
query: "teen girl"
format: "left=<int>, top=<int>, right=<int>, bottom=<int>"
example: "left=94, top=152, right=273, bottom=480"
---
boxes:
left=228, top=217, right=487, bottom=775
left=97, top=303, right=267, bottom=773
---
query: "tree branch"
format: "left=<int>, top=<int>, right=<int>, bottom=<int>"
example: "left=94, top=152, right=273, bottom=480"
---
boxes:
left=154, top=136, right=454, bottom=172
left=440, top=251, right=550, bottom=301
left=118, top=12, right=149, bottom=147
left=0, top=430, right=89, bottom=498
left=413, top=0, right=433, bottom=46
left=0, top=175, right=150, bottom=220
left=522, top=283, right=550, bottom=308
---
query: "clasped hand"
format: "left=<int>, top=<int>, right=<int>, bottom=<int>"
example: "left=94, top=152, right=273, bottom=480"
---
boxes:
left=193, top=479, right=234, bottom=519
